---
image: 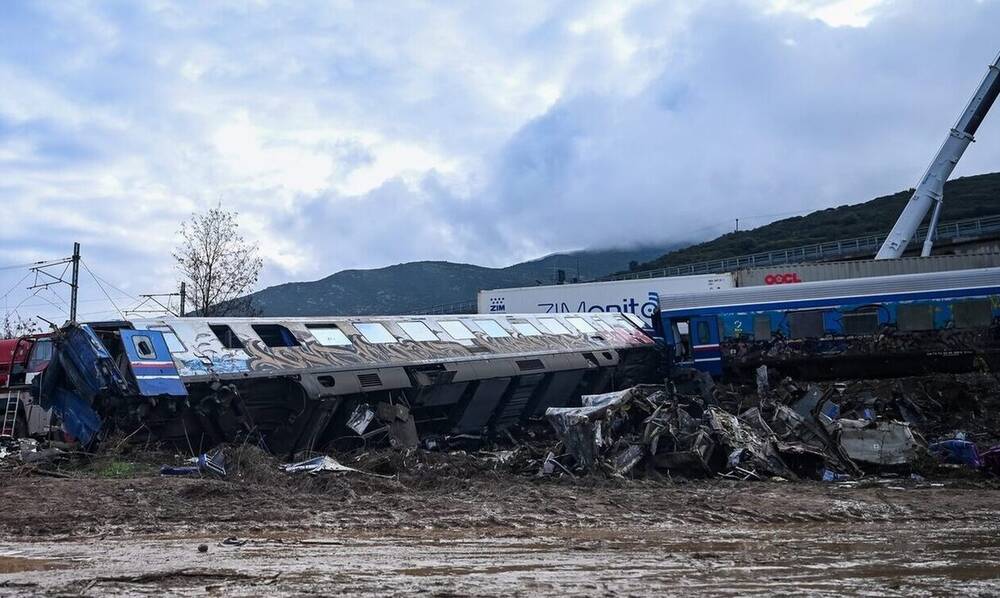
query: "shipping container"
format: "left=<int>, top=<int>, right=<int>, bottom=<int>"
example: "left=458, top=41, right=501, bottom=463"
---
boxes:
left=477, top=273, right=735, bottom=326
left=735, top=252, right=1000, bottom=287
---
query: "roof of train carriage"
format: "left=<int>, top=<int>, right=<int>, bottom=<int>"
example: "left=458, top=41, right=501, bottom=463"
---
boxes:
left=127, top=312, right=654, bottom=378
left=659, top=266, right=1000, bottom=313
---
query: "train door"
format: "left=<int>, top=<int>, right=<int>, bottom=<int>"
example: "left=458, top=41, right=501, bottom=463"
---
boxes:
left=690, top=315, right=722, bottom=375
left=667, top=318, right=693, bottom=368
left=120, top=330, right=188, bottom=397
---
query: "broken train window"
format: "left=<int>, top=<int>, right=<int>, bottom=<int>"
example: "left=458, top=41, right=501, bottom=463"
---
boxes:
left=307, top=324, right=353, bottom=346
left=251, top=324, right=301, bottom=348
left=209, top=324, right=245, bottom=350
left=131, top=335, right=156, bottom=359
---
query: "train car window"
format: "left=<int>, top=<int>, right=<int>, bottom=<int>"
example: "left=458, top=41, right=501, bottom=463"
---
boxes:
left=440, top=320, right=475, bottom=340
left=148, top=326, right=185, bottom=353
left=592, top=320, right=613, bottom=332
left=897, top=304, right=934, bottom=331
left=355, top=322, right=398, bottom=344
left=306, top=324, right=353, bottom=346
left=566, top=317, right=597, bottom=334
left=538, top=318, right=571, bottom=335
left=474, top=319, right=510, bottom=338
left=398, top=321, right=437, bottom=342
left=842, top=309, right=879, bottom=336
left=513, top=322, right=542, bottom=336
left=131, top=335, right=157, bottom=360
left=27, top=339, right=53, bottom=371
left=251, top=324, right=301, bottom=348
left=753, top=315, right=771, bottom=340
left=952, top=300, right=993, bottom=329
left=788, top=310, right=824, bottom=339
left=209, top=324, right=245, bottom=350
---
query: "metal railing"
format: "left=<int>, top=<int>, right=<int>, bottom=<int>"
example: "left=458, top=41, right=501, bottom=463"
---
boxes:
left=406, top=299, right=477, bottom=315
left=409, top=213, right=1000, bottom=314
left=606, top=213, right=1000, bottom=281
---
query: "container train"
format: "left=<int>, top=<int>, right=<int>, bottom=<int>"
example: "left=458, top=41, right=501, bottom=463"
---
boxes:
left=655, top=267, right=1000, bottom=379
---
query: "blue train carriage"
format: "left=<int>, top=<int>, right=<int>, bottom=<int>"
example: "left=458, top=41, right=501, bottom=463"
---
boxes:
left=656, top=267, right=1000, bottom=379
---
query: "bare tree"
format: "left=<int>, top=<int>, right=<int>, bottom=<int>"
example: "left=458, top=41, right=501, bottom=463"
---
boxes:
left=2, top=313, right=40, bottom=339
left=173, top=206, right=263, bottom=316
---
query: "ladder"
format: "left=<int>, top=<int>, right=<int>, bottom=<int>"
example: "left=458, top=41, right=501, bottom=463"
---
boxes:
left=1, top=390, right=19, bottom=438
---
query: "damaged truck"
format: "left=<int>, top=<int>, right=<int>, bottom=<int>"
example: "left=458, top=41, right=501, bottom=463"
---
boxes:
left=3, top=313, right=658, bottom=456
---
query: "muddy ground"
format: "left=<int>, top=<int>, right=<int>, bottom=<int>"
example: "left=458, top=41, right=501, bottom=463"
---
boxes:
left=1, top=449, right=999, bottom=597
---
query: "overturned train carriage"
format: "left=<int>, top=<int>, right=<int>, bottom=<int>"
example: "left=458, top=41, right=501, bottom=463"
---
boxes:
left=48, top=313, right=656, bottom=454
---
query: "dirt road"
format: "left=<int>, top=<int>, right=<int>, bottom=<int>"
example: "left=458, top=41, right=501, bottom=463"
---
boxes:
left=1, top=469, right=999, bottom=596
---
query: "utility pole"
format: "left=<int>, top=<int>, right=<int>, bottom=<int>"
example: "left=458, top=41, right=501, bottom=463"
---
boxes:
left=69, top=242, right=80, bottom=323
left=179, top=282, right=186, bottom=317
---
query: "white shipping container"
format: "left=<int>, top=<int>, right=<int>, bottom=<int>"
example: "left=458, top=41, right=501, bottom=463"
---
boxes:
left=477, top=273, right=734, bottom=325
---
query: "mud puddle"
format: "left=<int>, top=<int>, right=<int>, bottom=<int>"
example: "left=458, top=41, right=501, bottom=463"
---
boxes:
left=2, top=521, right=999, bottom=596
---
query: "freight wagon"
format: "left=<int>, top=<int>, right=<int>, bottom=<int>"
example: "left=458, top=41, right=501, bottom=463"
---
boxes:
left=656, top=267, right=1000, bottom=379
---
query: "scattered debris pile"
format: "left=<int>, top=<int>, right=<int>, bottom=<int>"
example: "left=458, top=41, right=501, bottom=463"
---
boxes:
left=541, top=369, right=1000, bottom=481
left=4, top=369, right=1000, bottom=484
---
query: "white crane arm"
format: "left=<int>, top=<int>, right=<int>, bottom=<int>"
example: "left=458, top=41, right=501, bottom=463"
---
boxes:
left=875, top=51, right=1000, bottom=260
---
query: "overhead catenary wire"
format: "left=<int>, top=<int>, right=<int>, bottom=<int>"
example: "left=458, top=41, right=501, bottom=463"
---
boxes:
left=0, top=257, right=72, bottom=272
left=80, top=259, right=125, bottom=320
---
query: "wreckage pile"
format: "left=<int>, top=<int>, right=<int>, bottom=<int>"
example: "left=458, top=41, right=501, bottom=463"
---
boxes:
left=4, top=369, right=999, bottom=484
left=541, top=369, right=1000, bottom=481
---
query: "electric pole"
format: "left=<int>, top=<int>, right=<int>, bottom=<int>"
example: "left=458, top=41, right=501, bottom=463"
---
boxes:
left=70, top=243, right=80, bottom=323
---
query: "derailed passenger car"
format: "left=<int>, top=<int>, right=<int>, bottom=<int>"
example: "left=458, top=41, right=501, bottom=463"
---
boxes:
left=35, top=313, right=657, bottom=455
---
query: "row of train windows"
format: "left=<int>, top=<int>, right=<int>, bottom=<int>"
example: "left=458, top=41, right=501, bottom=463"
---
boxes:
left=196, top=316, right=606, bottom=350
left=750, top=299, right=994, bottom=340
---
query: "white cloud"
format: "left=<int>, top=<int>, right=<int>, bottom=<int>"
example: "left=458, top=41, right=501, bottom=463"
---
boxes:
left=1, top=0, right=999, bottom=323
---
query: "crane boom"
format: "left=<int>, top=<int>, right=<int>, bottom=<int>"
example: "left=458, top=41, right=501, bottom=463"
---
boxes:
left=875, top=51, right=1000, bottom=260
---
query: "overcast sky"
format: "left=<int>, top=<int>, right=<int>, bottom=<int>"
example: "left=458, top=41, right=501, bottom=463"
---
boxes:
left=2, top=0, right=999, bottom=322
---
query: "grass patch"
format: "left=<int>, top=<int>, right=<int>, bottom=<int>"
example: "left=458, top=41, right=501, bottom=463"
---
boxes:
left=98, top=460, right=138, bottom=478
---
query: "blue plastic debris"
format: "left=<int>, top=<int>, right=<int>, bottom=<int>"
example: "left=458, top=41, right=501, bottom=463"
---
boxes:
left=821, top=469, right=851, bottom=482
left=160, top=449, right=226, bottom=477
left=929, top=439, right=981, bottom=469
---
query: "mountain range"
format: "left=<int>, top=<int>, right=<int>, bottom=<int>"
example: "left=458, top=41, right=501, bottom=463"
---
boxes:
left=248, top=245, right=680, bottom=316
left=248, top=171, right=1000, bottom=316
